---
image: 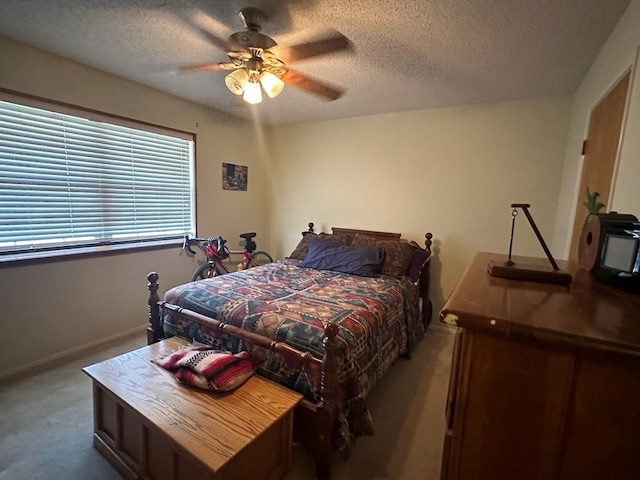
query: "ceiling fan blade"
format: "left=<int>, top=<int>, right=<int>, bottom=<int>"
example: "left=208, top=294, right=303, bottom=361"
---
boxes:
left=282, top=70, right=345, bottom=101
left=278, top=33, right=353, bottom=63
left=192, top=26, right=229, bottom=52
left=164, top=9, right=229, bottom=52
left=178, top=62, right=239, bottom=72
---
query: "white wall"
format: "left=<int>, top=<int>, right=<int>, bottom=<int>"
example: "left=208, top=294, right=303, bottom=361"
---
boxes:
left=0, top=37, right=266, bottom=378
left=552, top=0, right=640, bottom=257
left=265, top=97, right=572, bottom=318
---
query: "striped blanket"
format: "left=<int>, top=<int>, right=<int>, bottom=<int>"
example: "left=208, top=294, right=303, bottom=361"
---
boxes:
left=153, top=342, right=257, bottom=391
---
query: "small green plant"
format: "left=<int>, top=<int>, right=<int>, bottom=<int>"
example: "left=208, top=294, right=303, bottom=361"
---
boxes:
left=583, top=187, right=605, bottom=215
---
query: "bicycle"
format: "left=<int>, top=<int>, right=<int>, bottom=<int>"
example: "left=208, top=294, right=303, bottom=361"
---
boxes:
left=183, top=232, right=273, bottom=281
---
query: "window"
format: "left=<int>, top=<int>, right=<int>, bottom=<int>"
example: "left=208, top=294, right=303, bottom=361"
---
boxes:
left=0, top=96, right=195, bottom=261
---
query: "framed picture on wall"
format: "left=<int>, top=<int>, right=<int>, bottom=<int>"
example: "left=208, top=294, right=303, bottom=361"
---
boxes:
left=222, top=163, right=248, bottom=191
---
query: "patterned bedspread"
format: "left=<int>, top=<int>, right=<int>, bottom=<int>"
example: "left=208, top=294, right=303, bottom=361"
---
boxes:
left=162, top=259, right=423, bottom=445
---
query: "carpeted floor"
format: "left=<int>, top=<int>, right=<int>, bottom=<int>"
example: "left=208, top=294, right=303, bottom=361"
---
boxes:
left=0, top=325, right=454, bottom=480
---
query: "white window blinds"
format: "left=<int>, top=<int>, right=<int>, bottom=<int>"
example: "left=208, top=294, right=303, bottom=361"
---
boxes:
left=0, top=99, right=195, bottom=259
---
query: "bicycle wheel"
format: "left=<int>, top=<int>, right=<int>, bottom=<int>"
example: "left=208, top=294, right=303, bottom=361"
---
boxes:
left=191, top=262, right=225, bottom=281
left=249, top=251, right=273, bottom=267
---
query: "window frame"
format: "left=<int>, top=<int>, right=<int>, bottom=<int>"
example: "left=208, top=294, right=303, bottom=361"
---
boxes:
left=0, top=88, right=197, bottom=264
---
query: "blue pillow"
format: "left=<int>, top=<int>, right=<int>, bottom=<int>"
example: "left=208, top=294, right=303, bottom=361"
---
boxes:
left=300, top=238, right=385, bottom=277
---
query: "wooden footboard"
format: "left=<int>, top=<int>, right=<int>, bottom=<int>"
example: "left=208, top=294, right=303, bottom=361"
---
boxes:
left=146, top=273, right=340, bottom=479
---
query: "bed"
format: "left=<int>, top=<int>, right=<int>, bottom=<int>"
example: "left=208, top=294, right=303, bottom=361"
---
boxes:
left=146, top=224, right=433, bottom=479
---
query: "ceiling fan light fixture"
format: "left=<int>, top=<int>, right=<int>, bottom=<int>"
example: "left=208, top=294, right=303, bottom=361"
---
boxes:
left=178, top=7, right=351, bottom=105
left=224, top=69, right=249, bottom=95
left=260, top=71, right=285, bottom=98
left=243, top=78, right=263, bottom=104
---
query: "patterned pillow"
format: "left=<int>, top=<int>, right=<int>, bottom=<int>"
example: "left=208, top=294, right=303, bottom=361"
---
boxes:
left=289, top=232, right=355, bottom=259
left=351, top=234, right=417, bottom=279
left=288, top=232, right=318, bottom=260
left=319, top=232, right=356, bottom=246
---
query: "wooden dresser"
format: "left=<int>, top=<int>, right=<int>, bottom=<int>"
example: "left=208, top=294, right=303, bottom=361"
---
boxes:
left=439, top=252, right=640, bottom=480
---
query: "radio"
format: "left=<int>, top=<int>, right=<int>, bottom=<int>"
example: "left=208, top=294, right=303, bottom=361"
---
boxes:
left=579, top=212, right=640, bottom=293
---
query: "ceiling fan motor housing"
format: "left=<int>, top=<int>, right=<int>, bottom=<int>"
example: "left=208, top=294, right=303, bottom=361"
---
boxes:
left=238, top=7, right=268, bottom=31
left=228, top=7, right=277, bottom=58
left=227, top=31, right=277, bottom=52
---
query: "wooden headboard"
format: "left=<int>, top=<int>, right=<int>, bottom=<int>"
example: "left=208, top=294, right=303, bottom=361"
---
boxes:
left=305, top=222, right=431, bottom=252
left=305, top=222, right=401, bottom=240
left=331, top=226, right=401, bottom=240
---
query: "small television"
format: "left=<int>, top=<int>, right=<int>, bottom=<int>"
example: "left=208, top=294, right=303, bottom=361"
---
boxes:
left=594, top=219, right=640, bottom=293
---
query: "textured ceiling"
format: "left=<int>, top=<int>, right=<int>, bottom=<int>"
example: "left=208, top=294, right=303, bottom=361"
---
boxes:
left=0, top=0, right=632, bottom=125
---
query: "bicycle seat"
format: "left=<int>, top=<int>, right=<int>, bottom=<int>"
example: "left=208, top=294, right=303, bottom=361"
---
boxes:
left=239, top=232, right=257, bottom=253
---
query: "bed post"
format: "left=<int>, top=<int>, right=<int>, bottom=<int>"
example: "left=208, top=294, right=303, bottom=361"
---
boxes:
left=420, top=233, right=434, bottom=327
left=424, top=232, right=433, bottom=252
left=147, top=272, right=162, bottom=344
left=313, top=322, right=340, bottom=480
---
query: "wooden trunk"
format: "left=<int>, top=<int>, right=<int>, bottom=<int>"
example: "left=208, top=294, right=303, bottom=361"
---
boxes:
left=83, top=337, right=302, bottom=480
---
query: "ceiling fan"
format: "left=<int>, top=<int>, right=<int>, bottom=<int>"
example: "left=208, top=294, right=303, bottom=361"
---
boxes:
left=179, top=7, right=353, bottom=104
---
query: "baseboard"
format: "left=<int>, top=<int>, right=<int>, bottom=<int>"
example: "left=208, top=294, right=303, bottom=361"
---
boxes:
left=0, top=324, right=147, bottom=382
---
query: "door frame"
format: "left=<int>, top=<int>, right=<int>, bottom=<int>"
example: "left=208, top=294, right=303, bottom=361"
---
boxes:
left=610, top=45, right=640, bottom=207
left=566, top=60, right=635, bottom=260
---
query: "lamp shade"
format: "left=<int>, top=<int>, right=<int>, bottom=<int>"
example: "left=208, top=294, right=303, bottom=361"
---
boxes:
left=243, top=79, right=263, bottom=104
left=224, top=69, right=249, bottom=95
left=260, top=71, right=285, bottom=98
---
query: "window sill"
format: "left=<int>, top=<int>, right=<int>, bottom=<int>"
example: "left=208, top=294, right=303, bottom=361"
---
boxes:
left=0, top=238, right=183, bottom=265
